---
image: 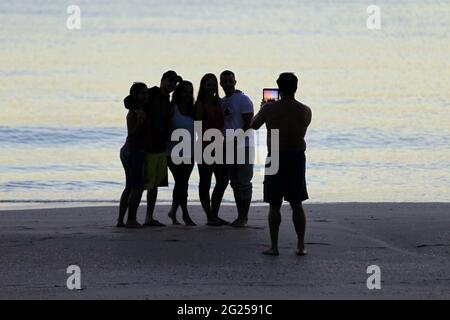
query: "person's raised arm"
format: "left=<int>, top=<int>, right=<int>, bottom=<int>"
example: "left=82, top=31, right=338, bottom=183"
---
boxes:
left=250, top=104, right=267, bottom=130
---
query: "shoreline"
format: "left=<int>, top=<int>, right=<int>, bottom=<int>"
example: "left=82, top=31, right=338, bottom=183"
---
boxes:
left=1, top=201, right=450, bottom=211
left=0, top=203, right=449, bottom=299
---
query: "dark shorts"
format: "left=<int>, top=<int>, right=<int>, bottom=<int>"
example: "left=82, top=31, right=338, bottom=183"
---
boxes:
left=263, top=150, right=309, bottom=206
left=120, top=145, right=146, bottom=190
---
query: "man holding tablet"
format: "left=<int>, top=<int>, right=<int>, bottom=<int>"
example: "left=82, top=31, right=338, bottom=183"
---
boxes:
left=251, top=73, right=312, bottom=256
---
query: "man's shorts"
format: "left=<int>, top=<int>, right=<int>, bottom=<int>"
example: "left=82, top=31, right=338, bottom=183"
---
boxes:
left=144, top=152, right=168, bottom=190
left=263, top=150, right=309, bottom=206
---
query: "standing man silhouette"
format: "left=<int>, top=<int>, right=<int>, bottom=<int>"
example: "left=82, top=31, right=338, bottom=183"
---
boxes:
left=220, top=70, right=254, bottom=227
left=251, top=73, right=312, bottom=255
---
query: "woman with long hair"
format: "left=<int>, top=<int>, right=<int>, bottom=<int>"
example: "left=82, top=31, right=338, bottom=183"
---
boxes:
left=195, top=73, right=229, bottom=226
left=167, top=80, right=196, bottom=225
left=117, top=82, right=150, bottom=228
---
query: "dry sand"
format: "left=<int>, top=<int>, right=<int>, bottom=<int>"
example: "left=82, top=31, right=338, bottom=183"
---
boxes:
left=0, top=203, right=449, bottom=299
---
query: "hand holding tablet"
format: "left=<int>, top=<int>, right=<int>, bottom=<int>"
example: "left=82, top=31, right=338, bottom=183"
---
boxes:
left=262, top=88, right=280, bottom=105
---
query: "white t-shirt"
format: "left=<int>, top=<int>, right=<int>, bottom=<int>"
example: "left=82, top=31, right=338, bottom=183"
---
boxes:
left=220, top=91, right=254, bottom=147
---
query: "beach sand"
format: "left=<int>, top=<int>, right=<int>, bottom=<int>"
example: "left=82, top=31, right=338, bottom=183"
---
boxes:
left=0, top=203, right=449, bottom=299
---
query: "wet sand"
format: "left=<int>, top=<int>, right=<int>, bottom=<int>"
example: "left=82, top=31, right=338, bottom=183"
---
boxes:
left=0, top=203, right=449, bottom=299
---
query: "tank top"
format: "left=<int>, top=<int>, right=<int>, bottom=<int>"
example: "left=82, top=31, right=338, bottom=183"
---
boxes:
left=167, top=104, right=195, bottom=159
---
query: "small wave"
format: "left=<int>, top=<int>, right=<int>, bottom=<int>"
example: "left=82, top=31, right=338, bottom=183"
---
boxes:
left=0, top=199, right=265, bottom=203
left=0, top=164, right=109, bottom=173
left=0, top=180, right=122, bottom=192
left=0, top=126, right=126, bottom=147
left=0, top=199, right=119, bottom=204
left=1, top=126, right=447, bottom=150
left=307, top=128, right=450, bottom=150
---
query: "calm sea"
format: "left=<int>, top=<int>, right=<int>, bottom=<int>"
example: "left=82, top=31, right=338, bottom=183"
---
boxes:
left=1, top=0, right=449, bottom=208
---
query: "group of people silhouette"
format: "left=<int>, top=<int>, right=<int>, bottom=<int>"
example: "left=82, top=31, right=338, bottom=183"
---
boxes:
left=118, top=70, right=311, bottom=256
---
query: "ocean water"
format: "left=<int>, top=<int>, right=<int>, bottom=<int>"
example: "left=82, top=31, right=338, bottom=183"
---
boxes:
left=1, top=0, right=449, bottom=208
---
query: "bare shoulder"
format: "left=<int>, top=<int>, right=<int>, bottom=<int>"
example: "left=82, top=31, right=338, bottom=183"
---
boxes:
left=296, top=101, right=312, bottom=115
left=296, top=100, right=311, bottom=110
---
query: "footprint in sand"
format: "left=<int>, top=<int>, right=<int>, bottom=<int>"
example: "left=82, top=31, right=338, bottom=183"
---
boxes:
left=416, top=243, right=449, bottom=248
left=12, top=226, right=34, bottom=230
left=37, top=236, right=54, bottom=241
left=305, top=242, right=331, bottom=246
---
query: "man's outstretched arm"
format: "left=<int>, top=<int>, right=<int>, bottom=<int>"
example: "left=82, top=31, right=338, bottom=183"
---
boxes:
left=242, top=112, right=254, bottom=131
left=250, top=106, right=266, bottom=130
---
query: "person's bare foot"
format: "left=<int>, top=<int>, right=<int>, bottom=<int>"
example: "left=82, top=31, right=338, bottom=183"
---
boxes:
left=231, top=218, right=246, bottom=228
left=125, top=221, right=142, bottom=229
left=168, top=211, right=181, bottom=225
left=262, top=248, right=279, bottom=256
left=217, top=217, right=230, bottom=225
left=296, top=248, right=307, bottom=256
left=206, top=218, right=223, bottom=226
left=116, top=221, right=126, bottom=228
left=143, top=219, right=166, bottom=227
left=182, top=215, right=196, bottom=226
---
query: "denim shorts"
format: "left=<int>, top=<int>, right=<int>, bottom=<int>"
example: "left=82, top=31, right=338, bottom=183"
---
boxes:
left=120, top=145, right=146, bottom=190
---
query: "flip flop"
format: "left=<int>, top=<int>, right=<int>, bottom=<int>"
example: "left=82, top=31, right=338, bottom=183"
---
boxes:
left=144, top=220, right=166, bottom=227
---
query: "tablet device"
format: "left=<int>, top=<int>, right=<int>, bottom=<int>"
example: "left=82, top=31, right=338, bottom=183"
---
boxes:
left=262, top=88, right=279, bottom=103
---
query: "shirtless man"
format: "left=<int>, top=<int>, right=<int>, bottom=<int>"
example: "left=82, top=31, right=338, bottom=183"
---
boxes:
left=251, top=73, right=312, bottom=256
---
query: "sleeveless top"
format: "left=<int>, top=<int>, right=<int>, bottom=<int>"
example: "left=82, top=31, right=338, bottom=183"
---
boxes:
left=167, top=104, right=195, bottom=159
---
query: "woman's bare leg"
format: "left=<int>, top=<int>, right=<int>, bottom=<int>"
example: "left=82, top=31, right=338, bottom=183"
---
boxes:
left=117, top=188, right=130, bottom=227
